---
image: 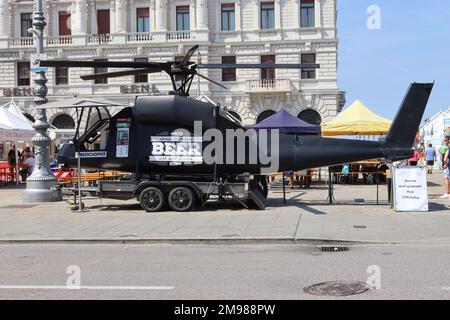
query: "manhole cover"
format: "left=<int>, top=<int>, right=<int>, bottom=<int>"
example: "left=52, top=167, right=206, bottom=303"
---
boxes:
left=304, top=281, right=371, bottom=297
left=320, top=245, right=349, bottom=252
left=1, top=205, right=37, bottom=209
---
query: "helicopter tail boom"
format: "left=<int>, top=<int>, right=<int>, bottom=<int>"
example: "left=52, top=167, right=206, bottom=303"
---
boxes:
left=381, top=82, right=434, bottom=161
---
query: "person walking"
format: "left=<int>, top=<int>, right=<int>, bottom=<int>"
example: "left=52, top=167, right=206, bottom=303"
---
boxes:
left=439, top=137, right=449, bottom=169
left=425, top=143, right=437, bottom=174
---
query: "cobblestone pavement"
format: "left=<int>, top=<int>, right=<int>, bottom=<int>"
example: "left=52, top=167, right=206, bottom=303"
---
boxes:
left=0, top=171, right=448, bottom=243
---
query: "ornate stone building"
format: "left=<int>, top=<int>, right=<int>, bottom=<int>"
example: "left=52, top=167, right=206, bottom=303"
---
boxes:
left=0, top=0, right=344, bottom=133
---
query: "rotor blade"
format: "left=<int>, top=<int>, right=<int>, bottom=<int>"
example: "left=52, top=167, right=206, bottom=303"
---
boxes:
left=81, top=68, right=163, bottom=81
left=180, top=45, right=200, bottom=68
left=197, top=63, right=320, bottom=69
left=196, top=73, right=228, bottom=89
left=39, top=60, right=168, bottom=69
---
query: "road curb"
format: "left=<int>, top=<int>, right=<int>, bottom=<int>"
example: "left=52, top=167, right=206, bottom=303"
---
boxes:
left=0, top=238, right=384, bottom=245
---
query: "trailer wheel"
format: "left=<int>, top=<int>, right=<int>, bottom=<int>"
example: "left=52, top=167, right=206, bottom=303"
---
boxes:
left=168, top=187, right=195, bottom=212
left=139, top=187, right=165, bottom=212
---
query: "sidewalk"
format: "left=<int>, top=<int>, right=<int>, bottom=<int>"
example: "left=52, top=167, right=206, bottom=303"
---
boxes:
left=0, top=172, right=448, bottom=244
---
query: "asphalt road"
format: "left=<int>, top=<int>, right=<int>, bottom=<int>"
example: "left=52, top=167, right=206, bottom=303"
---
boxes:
left=0, top=243, right=449, bottom=300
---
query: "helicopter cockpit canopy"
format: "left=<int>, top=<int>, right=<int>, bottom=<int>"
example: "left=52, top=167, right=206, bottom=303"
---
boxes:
left=30, top=97, right=123, bottom=151
left=77, top=107, right=112, bottom=150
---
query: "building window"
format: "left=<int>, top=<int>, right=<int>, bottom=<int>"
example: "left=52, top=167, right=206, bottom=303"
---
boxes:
left=136, top=8, right=150, bottom=32
left=55, top=67, right=69, bottom=85
left=261, top=55, right=275, bottom=80
left=52, top=114, right=76, bottom=129
left=301, top=53, right=316, bottom=79
left=221, top=3, right=235, bottom=31
left=94, top=59, right=108, bottom=84
left=301, top=0, right=315, bottom=28
left=17, top=61, right=30, bottom=86
left=222, top=56, right=236, bottom=82
left=58, top=12, right=71, bottom=36
left=21, top=13, right=33, bottom=37
left=260, top=2, right=274, bottom=30
left=97, top=10, right=110, bottom=34
left=298, top=109, right=322, bottom=125
left=256, top=110, right=276, bottom=123
left=176, top=6, right=190, bottom=31
left=134, top=58, right=148, bottom=83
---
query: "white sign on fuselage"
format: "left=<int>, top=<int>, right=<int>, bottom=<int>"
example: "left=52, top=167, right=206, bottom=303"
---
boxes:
left=149, top=136, right=203, bottom=163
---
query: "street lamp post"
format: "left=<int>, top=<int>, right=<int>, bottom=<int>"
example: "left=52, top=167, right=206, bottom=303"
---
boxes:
left=23, top=0, right=62, bottom=202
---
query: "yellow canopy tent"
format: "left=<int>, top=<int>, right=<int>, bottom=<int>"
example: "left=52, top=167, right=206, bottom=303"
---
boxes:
left=322, top=100, right=392, bottom=136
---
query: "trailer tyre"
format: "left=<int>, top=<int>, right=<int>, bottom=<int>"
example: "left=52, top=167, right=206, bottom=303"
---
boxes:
left=168, top=187, right=195, bottom=212
left=139, top=187, right=165, bottom=212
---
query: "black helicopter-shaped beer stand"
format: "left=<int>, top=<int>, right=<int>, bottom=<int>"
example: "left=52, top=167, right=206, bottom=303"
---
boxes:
left=39, top=45, right=433, bottom=212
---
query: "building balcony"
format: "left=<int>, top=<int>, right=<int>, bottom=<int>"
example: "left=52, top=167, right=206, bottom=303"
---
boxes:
left=87, top=34, right=113, bottom=45
left=3, top=30, right=202, bottom=49
left=167, top=31, right=197, bottom=41
left=126, top=32, right=155, bottom=43
left=46, top=35, right=73, bottom=46
left=9, top=37, right=35, bottom=48
left=245, top=79, right=292, bottom=93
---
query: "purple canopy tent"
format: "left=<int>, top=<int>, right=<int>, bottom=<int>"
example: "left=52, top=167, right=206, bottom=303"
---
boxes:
left=249, top=108, right=321, bottom=134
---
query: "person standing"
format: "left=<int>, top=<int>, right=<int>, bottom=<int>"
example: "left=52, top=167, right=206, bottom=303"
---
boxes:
left=425, top=143, right=437, bottom=174
left=441, top=147, right=450, bottom=199
left=409, top=149, right=420, bottom=166
left=7, top=145, right=21, bottom=182
left=439, top=137, right=449, bottom=169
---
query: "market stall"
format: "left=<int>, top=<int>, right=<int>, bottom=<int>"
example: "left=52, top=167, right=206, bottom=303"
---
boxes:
left=249, top=108, right=321, bottom=134
left=322, top=100, right=392, bottom=136
left=0, top=100, right=35, bottom=185
left=321, top=100, right=393, bottom=204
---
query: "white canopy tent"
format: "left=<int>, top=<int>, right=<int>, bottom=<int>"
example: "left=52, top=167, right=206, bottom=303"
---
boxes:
left=0, top=100, right=35, bottom=184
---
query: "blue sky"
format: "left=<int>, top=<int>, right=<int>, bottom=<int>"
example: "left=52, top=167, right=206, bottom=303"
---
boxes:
left=337, top=0, right=450, bottom=121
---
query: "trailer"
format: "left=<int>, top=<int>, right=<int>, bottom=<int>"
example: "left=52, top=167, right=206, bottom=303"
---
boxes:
left=97, top=174, right=268, bottom=212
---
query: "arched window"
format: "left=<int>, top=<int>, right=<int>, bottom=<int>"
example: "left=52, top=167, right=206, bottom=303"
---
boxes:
left=256, top=110, right=276, bottom=123
left=297, top=109, right=322, bottom=125
left=227, top=111, right=242, bottom=123
left=52, top=114, right=75, bottom=129
left=23, top=113, right=35, bottom=122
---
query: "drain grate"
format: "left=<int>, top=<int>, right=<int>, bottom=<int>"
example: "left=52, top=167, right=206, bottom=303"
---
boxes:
left=304, top=281, right=371, bottom=297
left=1, top=205, right=37, bottom=209
left=320, top=245, right=349, bottom=252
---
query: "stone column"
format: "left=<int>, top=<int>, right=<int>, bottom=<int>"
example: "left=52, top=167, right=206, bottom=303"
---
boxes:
left=154, top=0, right=167, bottom=42
left=155, top=0, right=167, bottom=31
left=71, top=0, right=87, bottom=45
left=0, top=0, right=9, bottom=48
left=196, top=0, right=208, bottom=41
left=274, top=0, right=281, bottom=29
left=115, top=0, right=127, bottom=33
left=315, top=0, right=322, bottom=28
left=196, top=0, right=208, bottom=30
left=235, top=1, right=241, bottom=31
left=73, top=0, right=87, bottom=35
left=189, top=1, right=196, bottom=31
